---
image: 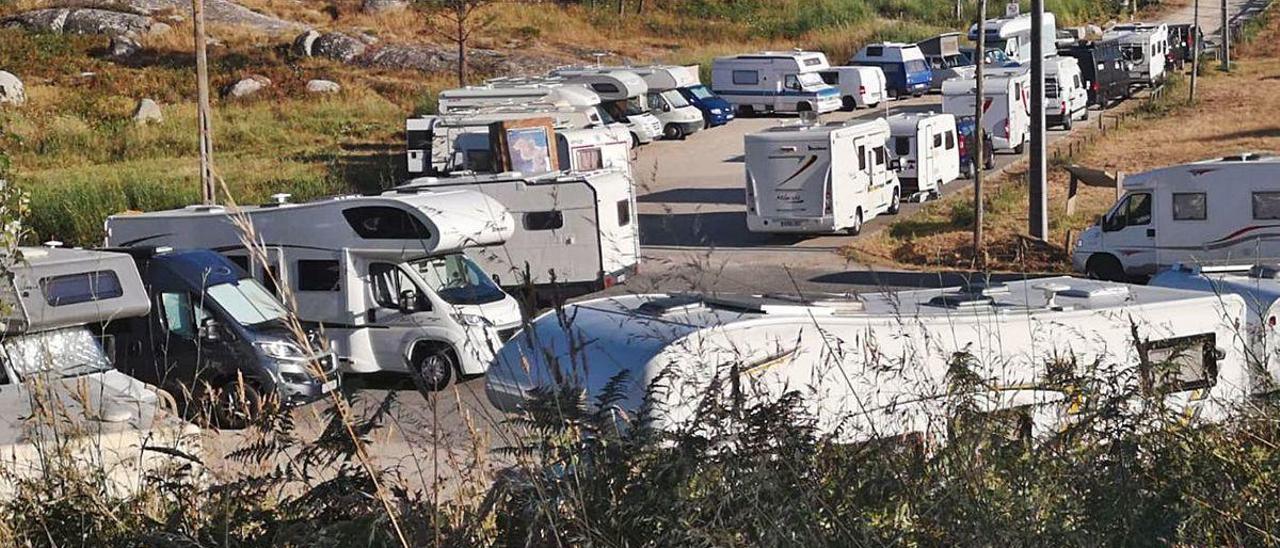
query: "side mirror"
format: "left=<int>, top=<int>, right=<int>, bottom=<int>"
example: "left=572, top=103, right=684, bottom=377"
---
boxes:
left=199, top=317, right=221, bottom=342
left=889, top=158, right=903, bottom=171
left=398, top=289, right=418, bottom=313
left=662, top=104, right=672, bottom=112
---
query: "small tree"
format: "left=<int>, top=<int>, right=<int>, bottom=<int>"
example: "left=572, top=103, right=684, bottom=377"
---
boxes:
left=419, top=0, right=496, bottom=86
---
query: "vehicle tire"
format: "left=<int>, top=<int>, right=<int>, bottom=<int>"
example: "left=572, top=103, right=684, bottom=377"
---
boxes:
left=1081, top=107, right=1090, bottom=121
left=1063, top=114, right=1073, bottom=130
left=929, top=190, right=941, bottom=201
left=212, top=379, right=265, bottom=430
left=663, top=123, right=684, bottom=140
left=888, top=88, right=899, bottom=100
left=630, top=132, right=640, bottom=149
left=796, top=101, right=812, bottom=113
left=868, top=102, right=879, bottom=109
left=984, top=145, right=996, bottom=170
left=1014, top=141, right=1026, bottom=154
left=739, top=105, right=755, bottom=117
left=848, top=209, right=864, bottom=236
left=409, top=344, right=455, bottom=395
left=842, top=96, right=857, bottom=111
left=1085, top=254, right=1126, bottom=282
left=887, top=188, right=901, bottom=215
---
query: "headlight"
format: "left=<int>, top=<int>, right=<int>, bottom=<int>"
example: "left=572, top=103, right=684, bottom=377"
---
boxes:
left=453, top=314, right=493, bottom=327
left=256, top=340, right=307, bottom=360
left=711, top=108, right=721, bottom=114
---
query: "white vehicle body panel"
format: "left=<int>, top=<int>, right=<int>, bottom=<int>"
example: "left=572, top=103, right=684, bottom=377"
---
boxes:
left=711, top=51, right=842, bottom=114
left=887, top=112, right=960, bottom=198
left=818, top=66, right=887, bottom=108
left=942, top=66, right=1031, bottom=151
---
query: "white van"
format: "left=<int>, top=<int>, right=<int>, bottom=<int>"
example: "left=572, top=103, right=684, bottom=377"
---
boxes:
left=486, top=278, right=1250, bottom=444
left=969, top=11, right=1058, bottom=63
left=394, top=170, right=639, bottom=300
left=548, top=69, right=665, bottom=145
left=1073, top=153, right=1280, bottom=281
left=744, top=118, right=901, bottom=235
left=593, top=66, right=705, bottom=139
left=1045, top=55, right=1089, bottom=130
left=106, top=191, right=524, bottom=390
left=942, top=66, right=1031, bottom=153
left=887, top=112, right=960, bottom=201
left=817, top=65, right=886, bottom=110
left=1107, top=23, right=1169, bottom=87
left=711, top=51, right=842, bottom=115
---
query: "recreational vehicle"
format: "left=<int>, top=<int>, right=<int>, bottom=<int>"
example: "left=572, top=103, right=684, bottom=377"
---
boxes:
left=744, top=118, right=901, bottom=235
left=0, top=247, right=200, bottom=495
left=1059, top=38, right=1129, bottom=107
left=1151, top=263, right=1280, bottom=396
left=600, top=65, right=706, bottom=139
left=710, top=51, right=842, bottom=115
left=941, top=66, right=1031, bottom=153
left=887, top=112, right=960, bottom=201
left=486, top=278, right=1251, bottom=444
left=1045, top=56, right=1089, bottom=130
left=1105, top=24, right=1168, bottom=87
left=105, top=191, right=524, bottom=391
left=102, top=247, right=339, bottom=427
left=547, top=69, right=665, bottom=145
left=394, top=170, right=639, bottom=300
left=1072, top=153, right=1280, bottom=281
left=968, top=11, right=1059, bottom=63
left=848, top=43, right=932, bottom=98
left=817, top=66, right=887, bottom=110
left=917, top=32, right=976, bottom=91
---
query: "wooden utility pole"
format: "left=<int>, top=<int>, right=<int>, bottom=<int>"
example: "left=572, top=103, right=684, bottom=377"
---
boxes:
left=1221, top=0, right=1231, bottom=71
left=1190, top=0, right=1200, bottom=101
left=1029, top=0, right=1048, bottom=240
left=973, top=0, right=987, bottom=264
left=193, top=0, right=215, bottom=204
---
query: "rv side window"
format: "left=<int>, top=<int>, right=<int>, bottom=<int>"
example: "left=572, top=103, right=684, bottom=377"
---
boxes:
left=369, top=263, right=424, bottom=310
left=524, top=211, right=565, bottom=231
left=893, top=137, right=910, bottom=156
left=41, top=271, right=124, bottom=306
left=617, top=199, right=631, bottom=227
left=945, top=131, right=956, bottom=150
left=866, top=46, right=884, bottom=57
left=932, top=133, right=943, bottom=148
left=873, top=146, right=887, bottom=167
left=1252, top=192, right=1280, bottom=220
left=857, top=145, right=867, bottom=171
left=158, top=292, right=211, bottom=340
left=224, top=254, right=251, bottom=272
left=1172, top=193, right=1207, bottom=221
left=819, top=72, right=837, bottom=85
left=783, top=74, right=800, bottom=91
left=732, top=70, right=758, bottom=85
left=342, top=206, right=432, bottom=240
left=575, top=147, right=603, bottom=171
left=297, top=260, right=341, bottom=292
left=592, top=83, right=620, bottom=94
left=1104, top=192, right=1152, bottom=230
left=1139, top=333, right=1218, bottom=394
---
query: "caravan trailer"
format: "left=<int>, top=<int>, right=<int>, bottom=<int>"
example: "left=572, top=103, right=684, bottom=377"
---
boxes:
left=887, top=112, right=960, bottom=201
left=969, top=11, right=1059, bottom=63
left=394, top=170, right=639, bottom=300
left=486, top=278, right=1251, bottom=444
left=547, top=69, right=665, bottom=145
left=106, top=191, right=524, bottom=391
left=942, top=66, right=1031, bottom=153
left=710, top=51, right=842, bottom=115
left=0, top=247, right=200, bottom=495
left=848, top=43, right=933, bottom=98
left=1106, top=24, right=1169, bottom=87
left=1045, top=56, right=1089, bottom=130
left=744, top=119, right=901, bottom=235
left=1072, top=154, right=1280, bottom=281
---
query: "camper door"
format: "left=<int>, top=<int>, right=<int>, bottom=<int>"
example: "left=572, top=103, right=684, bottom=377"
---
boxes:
left=1100, top=191, right=1158, bottom=275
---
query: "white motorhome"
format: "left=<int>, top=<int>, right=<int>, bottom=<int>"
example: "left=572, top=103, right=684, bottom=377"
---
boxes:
left=1151, top=263, right=1280, bottom=396
left=1045, top=55, right=1089, bottom=130
left=710, top=51, right=842, bottom=115
left=817, top=65, right=887, bottom=110
left=887, top=112, right=960, bottom=201
left=486, top=278, right=1251, bottom=444
left=106, top=192, right=524, bottom=390
left=406, top=111, right=632, bottom=179
left=0, top=247, right=200, bottom=496
left=968, top=11, right=1059, bottom=63
left=1106, top=24, right=1169, bottom=87
left=393, top=170, right=639, bottom=300
left=547, top=69, right=665, bottom=145
left=1073, top=153, right=1280, bottom=281
left=744, top=118, right=901, bottom=235
left=942, top=66, right=1031, bottom=153
left=593, top=65, right=705, bottom=139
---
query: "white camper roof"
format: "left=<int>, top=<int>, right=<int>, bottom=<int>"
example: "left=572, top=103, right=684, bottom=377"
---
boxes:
left=616, top=65, right=699, bottom=91
left=886, top=112, right=955, bottom=135
left=0, top=247, right=149, bottom=334
left=716, top=51, right=831, bottom=71
left=750, top=118, right=890, bottom=142
left=548, top=68, right=649, bottom=100
left=941, top=65, right=1029, bottom=94
left=852, top=42, right=926, bottom=62
left=440, top=82, right=601, bottom=109
left=397, top=169, right=629, bottom=194
left=1122, top=153, right=1280, bottom=191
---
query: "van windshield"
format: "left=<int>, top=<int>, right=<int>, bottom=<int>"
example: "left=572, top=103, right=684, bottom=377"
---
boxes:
left=905, top=59, right=928, bottom=73
left=413, top=253, right=507, bottom=306
left=595, top=106, right=617, bottom=124
left=624, top=97, right=648, bottom=115
left=797, top=72, right=824, bottom=88
left=661, top=89, right=690, bottom=108
left=685, top=85, right=714, bottom=100
left=207, top=278, right=290, bottom=327
left=1, top=327, right=112, bottom=380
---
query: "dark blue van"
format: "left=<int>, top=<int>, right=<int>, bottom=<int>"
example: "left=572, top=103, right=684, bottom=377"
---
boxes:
left=677, top=83, right=735, bottom=127
left=104, top=247, right=340, bottom=427
left=848, top=43, right=933, bottom=98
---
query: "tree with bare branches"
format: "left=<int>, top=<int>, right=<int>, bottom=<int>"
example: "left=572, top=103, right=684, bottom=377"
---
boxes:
left=418, top=0, right=496, bottom=86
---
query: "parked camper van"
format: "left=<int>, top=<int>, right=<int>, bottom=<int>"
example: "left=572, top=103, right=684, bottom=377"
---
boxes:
left=917, top=32, right=976, bottom=91
left=744, top=118, right=901, bottom=235
left=942, top=66, right=1031, bottom=153
left=486, top=278, right=1250, bottom=444
left=1106, top=23, right=1168, bottom=87
left=0, top=247, right=199, bottom=495
left=394, top=170, right=638, bottom=300
left=887, top=112, right=960, bottom=201
left=1151, top=263, right=1280, bottom=396
left=604, top=65, right=706, bottom=139
left=1059, top=38, right=1129, bottom=107
left=105, top=191, right=524, bottom=391
left=710, top=51, right=841, bottom=115
left=969, top=11, right=1058, bottom=63
left=669, top=67, right=735, bottom=128
left=1072, top=153, right=1280, bottom=281
left=848, top=43, right=932, bottom=98
left=548, top=69, right=665, bottom=145
left=102, top=247, right=339, bottom=427
left=817, top=66, right=886, bottom=110
left=1045, top=56, right=1089, bottom=129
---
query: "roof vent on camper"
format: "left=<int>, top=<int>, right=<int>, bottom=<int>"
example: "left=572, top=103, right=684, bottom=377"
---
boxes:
left=928, top=292, right=994, bottom=309
left=271, top=193, right=291, bottom=205
left=637, top=294, right=704, bottom=316
left=1250, top=264, right=1280, bottom=279
left=1035, top=282, right=1073, bottom=310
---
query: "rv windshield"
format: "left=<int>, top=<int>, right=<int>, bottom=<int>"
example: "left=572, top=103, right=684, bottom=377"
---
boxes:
left=686, top=85, right=715, bottom=100
left=595, top=106, right=617, bottom=124
left=796, top=72, right=824, bottom=89
left=1, top=327, right=112, bottom=380
left=207, top=278, right=290, bottom=327
left=413, top=253, right=507, bottom=306
left=624, top=96, right=648, bottom=116
left=660, top=90, right=690, bottom=108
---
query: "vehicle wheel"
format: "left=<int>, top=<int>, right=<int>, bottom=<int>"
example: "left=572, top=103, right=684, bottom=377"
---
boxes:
left=213, top=379, right=265, bottom=430
left=929, top=190, right=941, bottom=201
left=796, top=101, right=812, bottom=113
left=847, top=209, right=864, bottom=236
left=962, top=163, right=973, bottom=178
left=739, top=105, right=755, bottom=117
left=1085, top=254, right=1126, bottom=282
left=887, top=189, right=901, bottom=215
left=1014, top=141, right=1026, bottom=154
left=663, top=123, right=684, bottom=140
left=630, top=133, right=640, bottom=149
left=1081, top=107, right=1090, bottom=121
left=984, top=147, right=996, bottom=170
left=842, top=96, right=857, bottom=111
left=1063, top=114, right=1073, bottom=130
left=887, top=88, right=899, bottom=100
left=409, top=345, right=454, bottom=395
left=868, top=102, right=879, bottom=109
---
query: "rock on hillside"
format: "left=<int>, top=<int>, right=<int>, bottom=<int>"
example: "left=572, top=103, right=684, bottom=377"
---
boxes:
left=109, top=0, right=301, bottom=33
left=296, top=30, right=575, bottom=78
left=6, top=0, right=300, bottom=35
left=0, top=71, right=24, bottom=107
left=1, top=8, right=165, bottom=36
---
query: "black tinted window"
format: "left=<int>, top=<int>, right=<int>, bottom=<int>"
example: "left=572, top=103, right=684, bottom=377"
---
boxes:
left=224, top=254, right=250, bottom=272
left=342, top=206, right=432, bottom=240
left=592, top=83, right=620, bottom=94
left=524, top=211, right=565, bottom=231
left=41, top=271, right=123, bottom=306
left=866, top=46, right=884, bottom=57
left=617, top=199, right=631, bottom=227
left=893, top=137, right=910, bottom=155
left=297, top=260, right=341, bottom=292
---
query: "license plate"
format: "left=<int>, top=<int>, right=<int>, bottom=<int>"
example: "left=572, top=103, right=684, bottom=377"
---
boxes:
left=779, top=219, right=805, bottom=227
left=321, top=379, right=338, bottom=393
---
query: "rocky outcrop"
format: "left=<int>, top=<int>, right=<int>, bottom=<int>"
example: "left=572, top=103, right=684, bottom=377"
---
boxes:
left=311, top=32, right=367, bottom=63
left=306, top=79, right=341, bottom=94
left=362, top=0, right=408, bottom=14
left=224, top=75, right=271, bottom=98
left=0, top=71, right=24, bottom=107
left=1, top=8, right=165, bottom=37
left=132, top=98, right=163, bottom=124
left=110, top=0, right=300, bottom=34
left=109, top=35, right=142, bottom=59
left=291, top=29, right=320, bottom=57
left=2, top=1, right=301, bottom=36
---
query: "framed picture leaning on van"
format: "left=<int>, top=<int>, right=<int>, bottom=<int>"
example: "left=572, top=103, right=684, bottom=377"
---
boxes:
left=489, top=118, right=559, bottom=175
